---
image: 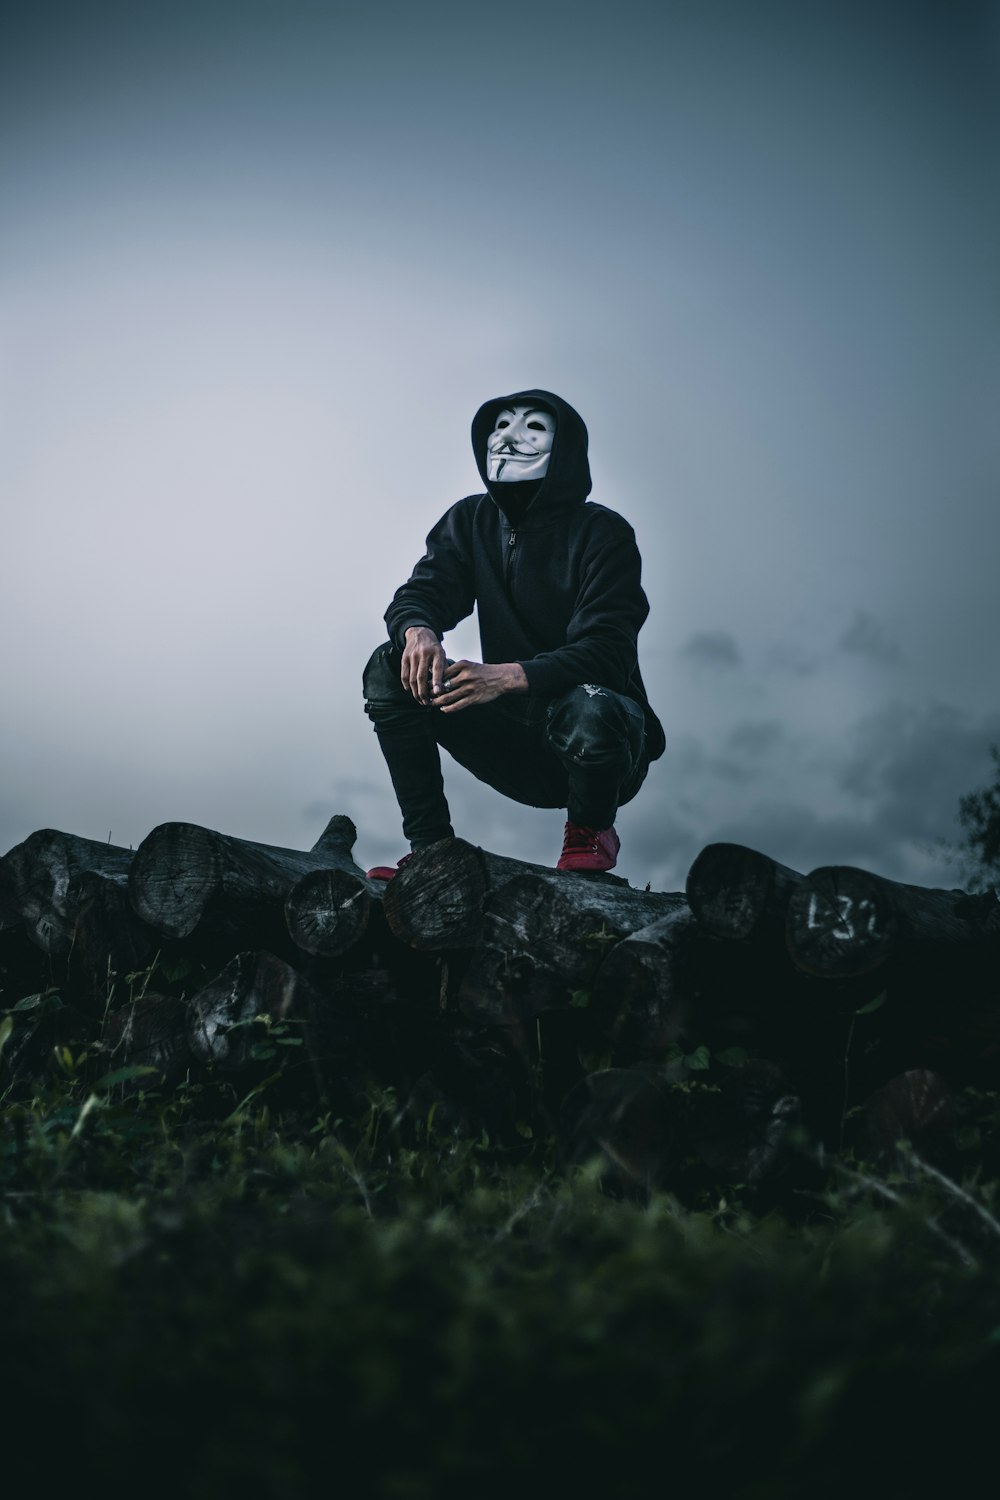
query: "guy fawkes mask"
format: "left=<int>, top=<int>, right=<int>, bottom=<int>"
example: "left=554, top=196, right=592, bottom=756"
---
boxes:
left=486, top=405, right=556, bottom=482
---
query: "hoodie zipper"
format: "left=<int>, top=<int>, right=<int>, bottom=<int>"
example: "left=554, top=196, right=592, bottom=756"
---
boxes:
left=504, top=528, right=517, bottom=588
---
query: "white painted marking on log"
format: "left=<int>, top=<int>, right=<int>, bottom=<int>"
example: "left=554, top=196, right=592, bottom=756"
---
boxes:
left=833, top=894, right=854, bottom=940
left=858, top=898, right=879, bottom=936
left=809, top=892, right=859, bottom=940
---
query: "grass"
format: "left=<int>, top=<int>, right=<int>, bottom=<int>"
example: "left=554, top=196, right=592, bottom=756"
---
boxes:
left=2, top=977, right=1000, bottom=1499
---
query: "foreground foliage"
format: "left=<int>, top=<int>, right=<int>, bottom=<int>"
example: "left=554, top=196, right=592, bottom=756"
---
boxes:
left=3, top=1012, right=1000, bottom=1500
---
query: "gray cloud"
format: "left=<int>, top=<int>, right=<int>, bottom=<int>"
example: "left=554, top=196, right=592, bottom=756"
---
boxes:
left=839, top=702, right=1000, bottom=841
left=839, top=611, right=903, bottom=667
left=707, top=722, right=787, bottom=785
left=764, top=643, right=822, bottom=677
left=679, top=632, right=743, bottom=670
left=724, top=720, right=785, bottom=757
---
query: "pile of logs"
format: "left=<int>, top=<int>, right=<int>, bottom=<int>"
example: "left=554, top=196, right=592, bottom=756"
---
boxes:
left=1, top=819, right=998, bottom=1188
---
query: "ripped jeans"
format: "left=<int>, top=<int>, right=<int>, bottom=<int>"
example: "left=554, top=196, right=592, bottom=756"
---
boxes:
left=362, top=641, right=650, bottom=847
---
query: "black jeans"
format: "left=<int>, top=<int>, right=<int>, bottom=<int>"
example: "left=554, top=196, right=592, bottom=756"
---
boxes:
left=362, top=641, right=650, bottom=847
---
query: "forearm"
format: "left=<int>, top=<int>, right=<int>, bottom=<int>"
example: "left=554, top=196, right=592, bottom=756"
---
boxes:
left=491, top=662, right=529, bottom=694
left=435, top=659, right=528, bottom=713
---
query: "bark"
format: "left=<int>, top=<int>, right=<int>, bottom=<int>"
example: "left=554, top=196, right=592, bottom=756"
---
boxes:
left=0, top=828, right=134, bottom=954
left=786, top=865, right=991, bottom=980
left=383, top=838, right=544, bottom=951
left=103, top=994, right=193, bottom=1082
left=128, top=814, right=366, bottom=940
left=285, top=866, right=385, bottom=958
left=589, top=906, right=700, bottom=1062
left=559, top=1058, right=800, bottom=1195
left=456, top=868, right=686, bottom=1023
left=186, top=949, right=361, bottom=1079
left=384, top=836, right=684, bottom=953
left=686, top=842, right=805, bottom=941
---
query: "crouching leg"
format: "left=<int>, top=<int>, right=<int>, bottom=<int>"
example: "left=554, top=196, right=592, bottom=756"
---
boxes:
left=545, top=684, right=649, bottom=830
left=362, top=642, right=454, bottom=847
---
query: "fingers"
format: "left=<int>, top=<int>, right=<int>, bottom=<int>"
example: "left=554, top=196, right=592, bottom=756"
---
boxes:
left=428, top=644, right=448, bottom=700
left=436, top=662, right=482, bottom=714
left=420, top=644, right=446, bottom=704
left=402, top=641, right=448, bottom=705
left=400, top=648, right=419, bottom=700
left=401, top=647, right=424, bottom=702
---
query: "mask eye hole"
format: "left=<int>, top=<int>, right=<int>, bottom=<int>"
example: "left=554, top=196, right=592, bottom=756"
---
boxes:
left=527, top=421, right=545, bottom=432
left=496, top=419, right=510, bottom=430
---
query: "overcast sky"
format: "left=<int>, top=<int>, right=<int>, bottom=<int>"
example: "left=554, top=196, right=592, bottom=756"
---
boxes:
left=2, top=0, right=998, bottom=893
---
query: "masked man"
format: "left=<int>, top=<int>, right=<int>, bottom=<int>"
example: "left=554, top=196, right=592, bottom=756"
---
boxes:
left=362, top=388, right=665, bottom=876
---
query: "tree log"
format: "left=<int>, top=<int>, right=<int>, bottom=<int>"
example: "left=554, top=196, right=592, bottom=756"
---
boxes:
left=589, top=906, right=700, bottom=1062
left=385, top=835, right=681, bottom=954
left=128, top=814, right=366, bottom=940
left=383, top=838, right=558, bottom=951
left=456, top=869, right=686, bottom=1023
left=785, top=865, right=992, bottom=981
left=591, top=902, right=868, bottom=1087
left=186, top=949, right=360, bottom=1078
left=103, top=994, right=193, bottom=1082
left=559, top=1058, right=800, bottom=1196
left=285, top=866, right=385, bottom=958
left=0, top=829, right=134, bottom=954
left=686, top=842, right=805, bottom=941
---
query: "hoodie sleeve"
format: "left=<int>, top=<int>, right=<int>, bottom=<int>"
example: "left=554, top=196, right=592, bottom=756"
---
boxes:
left=384, top=497, right=478, bottom=650
left=516, top=515, right=650, bottom=699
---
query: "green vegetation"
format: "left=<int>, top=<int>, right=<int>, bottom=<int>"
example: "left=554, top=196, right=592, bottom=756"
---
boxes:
left=2, top=978, right=1000, bottom=1500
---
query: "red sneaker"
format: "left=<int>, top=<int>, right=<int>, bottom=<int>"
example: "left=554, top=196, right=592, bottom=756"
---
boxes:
left=366, top=853, right=414, bottom=882
left=556, top=823, right=620, bottom=873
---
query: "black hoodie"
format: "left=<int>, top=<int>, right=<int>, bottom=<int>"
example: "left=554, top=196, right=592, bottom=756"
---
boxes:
left=384, top=388, right=665, bottom=759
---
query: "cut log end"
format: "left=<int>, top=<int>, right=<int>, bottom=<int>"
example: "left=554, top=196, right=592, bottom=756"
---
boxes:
left=686, top=842, right=802, bottom=940
left=384, top=838, right=489, bottom=951
left=786, top=867, right=897, bottom=980
left=128, top=822, right=224, bottom=938
left=285, top=867, right=373, bottom=957
left=0, top=828, right=135, bottom=954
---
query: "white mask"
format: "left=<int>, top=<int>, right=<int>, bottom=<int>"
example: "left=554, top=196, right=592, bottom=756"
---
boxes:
left=486, top=405, right=556, bottom=482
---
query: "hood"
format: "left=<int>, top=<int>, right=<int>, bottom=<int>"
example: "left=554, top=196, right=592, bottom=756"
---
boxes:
left=471, top=387, right=592, bottom=521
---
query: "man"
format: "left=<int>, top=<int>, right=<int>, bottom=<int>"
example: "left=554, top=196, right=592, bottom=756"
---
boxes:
left=362, top=387, right=664, bottom=877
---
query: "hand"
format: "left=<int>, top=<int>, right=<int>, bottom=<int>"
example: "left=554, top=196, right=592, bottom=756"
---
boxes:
left=401, top=626, right=447, bottom=705
left=435, top=660, right=528, bottom=714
